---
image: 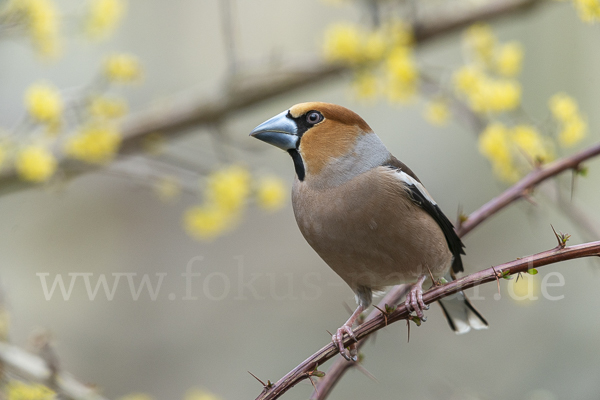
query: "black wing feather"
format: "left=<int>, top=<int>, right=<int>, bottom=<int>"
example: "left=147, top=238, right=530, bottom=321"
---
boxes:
left=384, top=158, right=465, bottom=273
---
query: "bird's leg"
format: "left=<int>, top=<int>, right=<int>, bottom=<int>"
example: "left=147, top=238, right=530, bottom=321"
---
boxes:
left=405, top=274, right=430, bottom=320
left=332, top=305, right=364, bottom=361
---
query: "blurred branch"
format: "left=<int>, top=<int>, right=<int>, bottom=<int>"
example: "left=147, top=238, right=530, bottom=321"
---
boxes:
left=256, top=240, right=600, bottom=400
left=0, top=0, right=544, bottom=196
left=543, top=182, right=600, bottom=243
left=457, top=142, right=600, bottom=237
left=0, top=341, right=108, bottom=400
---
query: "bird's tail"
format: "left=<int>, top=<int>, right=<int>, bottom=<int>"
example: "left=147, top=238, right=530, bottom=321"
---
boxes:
left=438, top=289, right=488, bottom=334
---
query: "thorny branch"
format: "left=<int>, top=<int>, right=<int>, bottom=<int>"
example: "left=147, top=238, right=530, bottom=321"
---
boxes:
left=263, top=141, right=600, bottom=399
left=256, top=240, right=600, bottom=400
left=456, top=142, right=600, bottom=237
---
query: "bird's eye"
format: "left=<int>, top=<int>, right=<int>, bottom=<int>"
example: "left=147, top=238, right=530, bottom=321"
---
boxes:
left=306, top=111, right=323, bottom=125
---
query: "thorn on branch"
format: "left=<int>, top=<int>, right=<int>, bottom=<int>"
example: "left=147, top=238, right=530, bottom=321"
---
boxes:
left=306, top=365, right=326, bottom=395
left=426, top=266, right=438, bottom=286
left=355, top=362, right=379, bottom=383
left=373, top=303, right=396, bottom=326
left=491, top=266, right=501, bottom=295
left=248, top=371, right=273, bottom=390
left=550, top=224, right=571, bottom=249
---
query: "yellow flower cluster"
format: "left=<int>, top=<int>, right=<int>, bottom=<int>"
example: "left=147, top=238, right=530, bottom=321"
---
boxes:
left=323, top=20, right=418, bottom=102
left=88, top=96, right=128, bottom=119
left=386, top=46, right=418, bottom=103
left=184, top=165, right=251, bottom=240
left=479, top=122, right=554, bottom=182
left=573, top=0, right=600, bottom=22
left=6, top=381, right=54, bottom=400
left=15, top=145, right=57, bottom=182
left=104, top=54, right=142, bottom=83
left=65, top=123, right=122, bottom=163
left=549, top=93, right=587, bottom=147
left=255, top=176, right=287, bottom=211
left=454, top=24, right=523, bottom=115
left=464, top=24, right=524, bottom=77
left=454, top=65, right=521, bottom=114
left=85, top=0, right=126, bottom=39
left=185, top=388, right=223, bottom=400
left=424, top=98, right=450, bottom=126
left=3, top=0, right=61, bottom=57
left=183, top=166, right=286, bottom=240
left=25, top=82, right=63, bottom=124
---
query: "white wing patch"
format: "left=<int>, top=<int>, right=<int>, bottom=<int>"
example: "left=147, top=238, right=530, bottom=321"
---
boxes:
left=393, top=170, right=437, bottom=205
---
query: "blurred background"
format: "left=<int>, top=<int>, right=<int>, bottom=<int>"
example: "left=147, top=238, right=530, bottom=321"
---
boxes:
left=1, top=0, right=600, bottom=399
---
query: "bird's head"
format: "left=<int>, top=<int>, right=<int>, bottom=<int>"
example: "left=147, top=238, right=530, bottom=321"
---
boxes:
left=250, top=102, right=389, bottom=185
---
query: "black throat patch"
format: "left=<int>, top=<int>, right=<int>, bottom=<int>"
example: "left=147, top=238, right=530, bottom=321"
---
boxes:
left=287, top=148, right=305, bottom=181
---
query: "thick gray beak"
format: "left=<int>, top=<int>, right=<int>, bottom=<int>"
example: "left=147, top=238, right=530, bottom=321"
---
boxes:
left=249, top=110, right=298, bottom=151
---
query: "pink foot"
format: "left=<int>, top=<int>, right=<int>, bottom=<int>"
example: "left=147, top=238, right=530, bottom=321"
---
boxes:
left=405, top=275, right=430, bottom=320
left=332, top=325, right=358, bottom=361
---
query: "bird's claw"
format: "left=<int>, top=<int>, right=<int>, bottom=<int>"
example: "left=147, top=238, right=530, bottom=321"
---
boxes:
left=332, top=325, right=358, bottom=361
left=405, top=284, right=428, bottom=320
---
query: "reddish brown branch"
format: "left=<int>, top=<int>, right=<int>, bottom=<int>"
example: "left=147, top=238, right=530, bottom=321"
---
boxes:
left=256, top=241, right=600, bottom=400
left=308, top=285, right=410, bottom=400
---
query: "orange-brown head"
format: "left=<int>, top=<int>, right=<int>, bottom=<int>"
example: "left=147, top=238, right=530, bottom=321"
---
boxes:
left=250, top=102, right=389, bottom=185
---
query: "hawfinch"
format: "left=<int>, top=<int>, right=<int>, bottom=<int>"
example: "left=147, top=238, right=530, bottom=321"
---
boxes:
left=250, top=102, right=487, bottom=361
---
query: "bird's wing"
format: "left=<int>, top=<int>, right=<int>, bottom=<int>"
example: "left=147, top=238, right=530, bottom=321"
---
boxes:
left=383, top=156, right=465, bottom=273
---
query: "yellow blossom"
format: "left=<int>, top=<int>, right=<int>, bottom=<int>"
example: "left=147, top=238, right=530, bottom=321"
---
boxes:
left=183, top=204, right=235, bottom=240
left=559, top=114, right=587, bottom=147
left=323, top=23, right=363, bottom=64
left=478, top=122, right=521, bottom=182
left=15, top=145, right=57, bottom=182
left=86, top=0, right=126, bottom=39
left=424, top=98, right=450, bottom=126
left=65, top=124, right=121, bottom=163
left=153, top=175, right=181, bottom=202
left=479, top=122, right=512, bottom=166
left=6, top=381, right=54, bottom=400
left=255, top=176, right=286, bottom=211
left=205, top=165, right=251, bottom=212
left=385, top=47, right=418, bottom=103
left=5, top=0, right=61, bottom=57
left=118, top=393, right=153, bottom=400
left=104, top=54, right=142, bottom=82
left=493, top=161, right=520, bottom=183
left=454, top=67, right=521, bottom=113
left=508, top=273, right=538, bottom=303
left=25, top=82, right=63, bottom=124
left=511, top=124, right=552, bottom=163
left=185, top=388, right=223, bottom=400
left=453, top=65, right=485, bottom=94
left=88, top=96, right=128, bottom=119
left=363, top=30, right=387, bottom=62
left=549, top=93, right=578, bottom=121
left=352, top=71, right=379, bottom=99
left=574, top=0, right=600, bottom=22
left=494, top=42, right=523, bottom=77
left=464, top=23, right=496, bottom=64
left=548, top=93, right=587, bottom=147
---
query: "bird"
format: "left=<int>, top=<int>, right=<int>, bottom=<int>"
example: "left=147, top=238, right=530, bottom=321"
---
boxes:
left=250, top=102, right=487, bottom=361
